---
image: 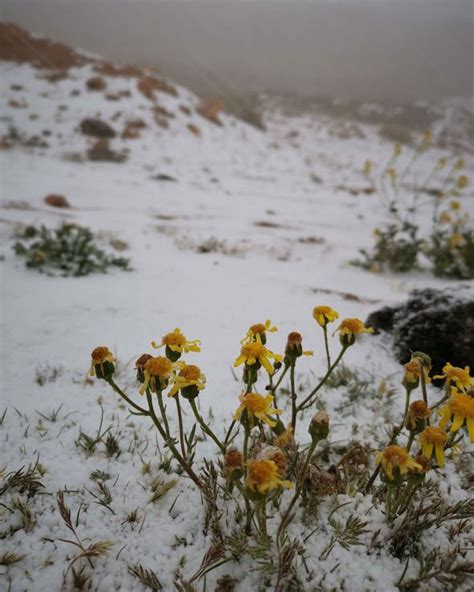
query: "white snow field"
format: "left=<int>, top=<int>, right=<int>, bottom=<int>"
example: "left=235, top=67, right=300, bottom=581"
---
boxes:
left=0, top=33, right=473, bottom=592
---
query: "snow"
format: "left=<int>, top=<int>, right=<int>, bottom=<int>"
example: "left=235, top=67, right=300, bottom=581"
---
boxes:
left=0, top=52, right=473, bottom=591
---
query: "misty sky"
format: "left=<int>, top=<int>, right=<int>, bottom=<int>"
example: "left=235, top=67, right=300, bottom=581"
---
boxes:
left=2, top=0, right=473, bottom=101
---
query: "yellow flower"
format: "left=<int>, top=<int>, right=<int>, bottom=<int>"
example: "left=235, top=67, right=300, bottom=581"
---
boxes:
left=454, top=158, right=465, bottom=170
left=256, top=446, right=288, bottom=477
left=419, top=426, right=449, bottom=467
left=274, top=426, right=294, bottom=449
left=450, top=200, right=461, bottom=211
left=168, top=362, right=206, bottom=398
left=89, top=346, right=115, bottom=378
left=363, top=160, right=373, bottom=176
left=437, top=157, right=448, bottom=168
left=313, top=305, right=339, bottom=328
left=233, top=392, right=282, bottom=428
left=246, top=459, right=292, bottom=495
left=152, top=328, right=201, bottom=354
left=439, top=211, right=452, bottom=224
left=334, top=318, right=374, bottom=346
left=439, top=391, right=474, bottom=442
left=449, top=233, right=464, bottom=249
left=394, top=144, right=402, bottom=157
left=234, top=334, right=282, bottom=375
left=139, top=356, right=174, bottom=395
left=375, top=445, right=422, bottom=481
left=434, top=363, right=474, bottom=393
left=241, top=319, right=277, bottom=344
left=457, top=175, right=468, bottom=190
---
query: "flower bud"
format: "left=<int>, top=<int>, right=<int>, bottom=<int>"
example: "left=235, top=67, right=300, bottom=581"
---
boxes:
left=406, top=400, right=431, bottom=433
left=90, top=346, right=115, bottom=380
left=224, top=448, right=243, bottom=480
left=411, top=351, right=432, bottom=369
left=135, top=353, right=153, bottom=384
left=309, top=411, right=330, bottom=443
left=402, top=359, right=421, bottom=391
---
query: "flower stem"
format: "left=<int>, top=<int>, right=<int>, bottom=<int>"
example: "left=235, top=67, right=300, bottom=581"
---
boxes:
left=277, top=439, right=317, bottom=546
left=174, top=394, right=187, bottom=460
left=106, top=378, right=148, bottom=415
left=298, top=346, right=348, bottom=411
left=188, top=398, right=226, bottom=453
left=146, top=390, right=202, bottom=488
left=323, top=325, right=331, bottom=370
left=290, top=360, right=297, bottom=432
left=420, top=373, right=430, bottom=425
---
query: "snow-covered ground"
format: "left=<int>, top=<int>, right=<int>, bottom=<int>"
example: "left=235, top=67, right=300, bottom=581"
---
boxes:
left=0, top=44, right=473, bottom=591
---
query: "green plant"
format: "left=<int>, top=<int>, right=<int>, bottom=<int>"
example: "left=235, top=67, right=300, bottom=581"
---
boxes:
left=357, top=222, right=422, bottom=273
left=358, top=136, right=473, bottom=278
left=13, top=222, right=130, bottom=277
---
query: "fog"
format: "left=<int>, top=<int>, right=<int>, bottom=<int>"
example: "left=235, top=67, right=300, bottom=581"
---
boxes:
left=2, top=0, right=473, bottom=102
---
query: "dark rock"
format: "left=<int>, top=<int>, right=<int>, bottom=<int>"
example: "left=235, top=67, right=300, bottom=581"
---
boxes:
left=80, top=118, right=116, bottom=138
left=151, top=174, right=177, bottom=182
left=366, top=287, right=474, bottom=375
left=86, top=76, right=107, bottom=91
left=366, top=306, right=397, bottom=333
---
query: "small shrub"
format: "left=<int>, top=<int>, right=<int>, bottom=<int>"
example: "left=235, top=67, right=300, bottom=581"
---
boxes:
left=427, top=226, right=474, bottom=280
left=13, top=223, right=130, bottom=277
left=358, top=136, right=473, bottom=279
left=357, top=223, right=422, bottom=273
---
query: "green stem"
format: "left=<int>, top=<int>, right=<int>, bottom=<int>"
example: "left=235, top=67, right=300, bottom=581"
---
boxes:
left=189, top=398, right=225, bottom=454
left=106, top=378, right=148, bottom=415
left=145, top=390, right=202, bottom=488
left=256, top=501, right=268, bottom=542
left=290, top=361, right=297, bottom=431
left=156, top=389, right=172, bottom=438
left=298, top=346, right=348, bottom=411
left=174, top=395, right=187, bottom=460
left=323, top=325, right=331, bottom=370
left=223, top=420, right=237, bottom=449
left=420, top=373, right=430, bottom=425
left=277, top=439, right=317, bottom=545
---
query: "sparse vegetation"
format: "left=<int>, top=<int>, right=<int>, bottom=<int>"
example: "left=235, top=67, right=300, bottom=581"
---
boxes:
left=12, top=223, right=130, bottom=277
left=357, top=136, right=473, bottom=279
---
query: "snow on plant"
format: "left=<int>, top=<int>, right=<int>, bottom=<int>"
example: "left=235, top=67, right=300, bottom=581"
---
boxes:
left=89, top=308, right=474, bottom=589
left=13, top=223, right=130, bottom=277
left=358, top=133, right=473, bottom=279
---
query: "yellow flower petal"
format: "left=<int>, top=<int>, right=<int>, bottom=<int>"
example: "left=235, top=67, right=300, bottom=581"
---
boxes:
left=435, top=445, right=445, bottom=468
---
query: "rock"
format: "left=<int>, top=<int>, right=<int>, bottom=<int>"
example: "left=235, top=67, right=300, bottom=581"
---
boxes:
left=180, top=105, right=191, bottom=116
left=86, top=76, right=107, bottom=91
left=187, top=123, right=201, bottom=137
left=87, top=139, right=126, bottom=163
left=80, top=118, right=116, bottom=138
left=366, top=287, right=474, bottom=375
left=197, top=98, right=224, bottom=125
left=122, top=119, right=146, bottom=140
left=151, top=173, right=177, bottom=182
left=44, top=194, right=71, bottom=208
left=137, top=76, right=177, bottom=100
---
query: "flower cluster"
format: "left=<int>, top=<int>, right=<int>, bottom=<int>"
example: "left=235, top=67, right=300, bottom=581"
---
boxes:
left=87, top=305, right=473, bottom=582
